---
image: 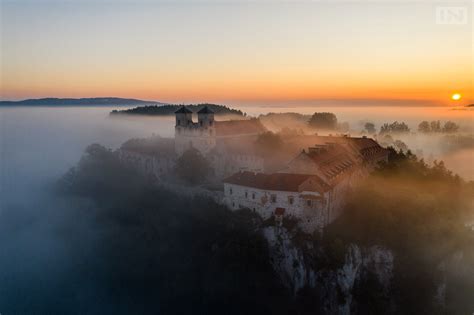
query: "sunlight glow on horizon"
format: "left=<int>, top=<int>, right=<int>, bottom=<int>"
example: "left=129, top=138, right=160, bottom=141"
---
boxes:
left=1, top=1, right=472, bottom=106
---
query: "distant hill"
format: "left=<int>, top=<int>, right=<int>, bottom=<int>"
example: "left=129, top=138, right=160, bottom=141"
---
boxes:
left=110, top=103, right=246, bottom=116
left=467, top=104, right=474, bottom=107
left=0, top=97, right=162, bottom=106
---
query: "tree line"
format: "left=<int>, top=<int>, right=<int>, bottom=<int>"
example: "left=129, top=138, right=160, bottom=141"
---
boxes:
left=307, top=113, right=461, bottom=135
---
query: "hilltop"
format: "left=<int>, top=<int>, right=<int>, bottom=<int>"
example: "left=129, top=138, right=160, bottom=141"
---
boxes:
left=110, top=103, right=245, bottom=116
left=0, top=97, right=162, bottom=106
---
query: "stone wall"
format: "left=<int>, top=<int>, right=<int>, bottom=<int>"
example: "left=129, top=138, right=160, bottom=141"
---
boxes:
left=175, top=125, right=216, bottom=156
left=118, top=149, right=175, bottom=180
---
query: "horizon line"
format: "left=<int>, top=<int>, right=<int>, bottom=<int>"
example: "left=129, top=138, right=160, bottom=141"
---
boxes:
left=1, top=96, right=472, bottom=107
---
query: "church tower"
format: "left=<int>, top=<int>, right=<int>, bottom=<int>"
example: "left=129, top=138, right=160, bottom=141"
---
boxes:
left=174, top=105, right=217, bottom=156
left=175, top=105, right=193, bottom=127
left=197, top=105, right=215, bottom=129
left=174, top=106, right=193, bottom=156
left=197, top=105, right=216, bottom=151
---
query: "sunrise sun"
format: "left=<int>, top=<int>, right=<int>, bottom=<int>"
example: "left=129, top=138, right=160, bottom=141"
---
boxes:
left=451, top=93, right=462, bottom=101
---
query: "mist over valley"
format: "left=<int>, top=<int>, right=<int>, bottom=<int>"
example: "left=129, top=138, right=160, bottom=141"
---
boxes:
left=0, top=104, right=473, bottom=314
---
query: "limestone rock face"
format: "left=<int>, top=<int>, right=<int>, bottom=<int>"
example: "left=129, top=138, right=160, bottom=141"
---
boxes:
left=263, top=227, right=394, bottom=315
left=263, top=227, right=315, bottom=294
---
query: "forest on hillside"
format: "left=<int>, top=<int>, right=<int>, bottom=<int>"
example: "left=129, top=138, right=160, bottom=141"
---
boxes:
left=4, top=144, right=464, bottom=314
left=110, top=104, right=245, bottom=116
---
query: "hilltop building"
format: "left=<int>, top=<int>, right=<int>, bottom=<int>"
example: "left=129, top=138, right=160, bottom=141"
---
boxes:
left=119, top=106, right=266, bottom=180
left=223, top=139, right=389, bottom=233
left=174, top=105, right=266, bottom=156
left=118, top=105, right=389, bottom=233
left=174, top=105, right=266, bottom=177
left=223, top=172, right=333, bottom=232
left=281, top=136, right=388, bottom=180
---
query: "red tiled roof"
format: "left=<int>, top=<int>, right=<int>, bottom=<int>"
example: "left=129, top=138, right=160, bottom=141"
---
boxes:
left=305, top=143, right=357, bottom=180
left=215, top=119, right=266, bottom=137
left=223, top=171, right=329, bottom=192
left=347, top=137, right=379, bottom=150
left=297, top=136, right=388, bottom=179
left=345, top=137, right=389, bottom=160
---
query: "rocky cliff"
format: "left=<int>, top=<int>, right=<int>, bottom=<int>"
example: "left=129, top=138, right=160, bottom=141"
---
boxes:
left=264, top=226, right=394, bottom=314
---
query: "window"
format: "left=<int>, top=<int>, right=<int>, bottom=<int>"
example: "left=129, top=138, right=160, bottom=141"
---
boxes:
left=177, top=119, right=181, bottom=125
left=245, top=191, right=248, bottom=198
left=200, top=121, right=203, bottom=126
left=229, top=188, right=233, bottom=195
left=271, top=194, right=277, bottom=203
left=252, top=193, right=255, bottom=200
left=306, top=200, right=312, bottom=207
left=232, top=202, right=235, bottom=208
left=210, top=120, right=213, bottom=126
left=288, top=196, right=294, bottom=205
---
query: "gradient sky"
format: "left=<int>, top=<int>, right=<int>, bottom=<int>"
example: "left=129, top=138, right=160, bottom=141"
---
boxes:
left=1, top=0, right=473, bottom=106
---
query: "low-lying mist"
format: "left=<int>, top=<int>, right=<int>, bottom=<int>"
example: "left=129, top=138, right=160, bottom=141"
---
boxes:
left=0, top=105, right=472, bottom=314
left=256, top=108, right=474, bottom=180
left=0, top=107, right=172, bottom=313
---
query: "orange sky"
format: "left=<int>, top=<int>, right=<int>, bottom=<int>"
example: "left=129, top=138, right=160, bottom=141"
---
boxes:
left=1, top=2, right=472, bottom=106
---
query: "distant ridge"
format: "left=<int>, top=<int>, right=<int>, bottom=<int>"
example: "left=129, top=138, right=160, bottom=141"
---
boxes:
left=110, top=104, right=245, bottom=117
left=0, top=97, right=163, bottom=106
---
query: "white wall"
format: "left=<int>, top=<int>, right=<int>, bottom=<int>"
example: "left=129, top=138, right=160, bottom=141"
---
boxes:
left=223, top=183, right=328, bottom=233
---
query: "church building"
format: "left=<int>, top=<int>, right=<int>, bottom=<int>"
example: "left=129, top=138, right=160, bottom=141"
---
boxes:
left=174, top=105, right=266, bottom=156
left=223, top=138, right=389, bottom=233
